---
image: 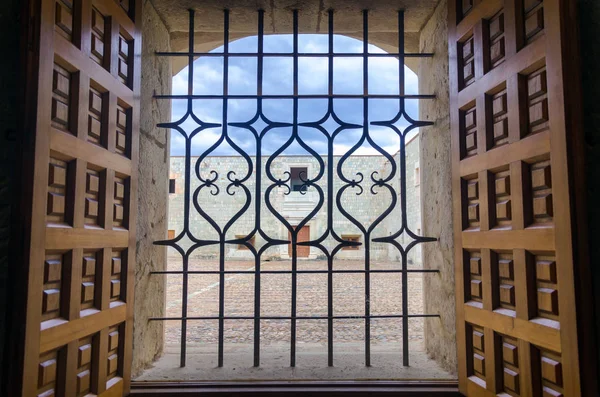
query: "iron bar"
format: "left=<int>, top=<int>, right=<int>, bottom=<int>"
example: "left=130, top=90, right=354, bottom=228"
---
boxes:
left=149, top=314, right=441, bottom=321
left=154, top=93, right=436, bottom=100
left=155, top=51, right=434, bottom=57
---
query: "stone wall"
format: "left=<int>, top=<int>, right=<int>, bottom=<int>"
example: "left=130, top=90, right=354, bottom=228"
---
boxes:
left=418, top=0, right=457, bottom=375
left=131, top=0, right=172, bottom=378
left=167, top=138, right=422, bottom=264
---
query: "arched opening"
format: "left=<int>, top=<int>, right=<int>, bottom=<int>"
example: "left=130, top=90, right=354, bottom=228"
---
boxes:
left=135, top=5, right=455, bottom=381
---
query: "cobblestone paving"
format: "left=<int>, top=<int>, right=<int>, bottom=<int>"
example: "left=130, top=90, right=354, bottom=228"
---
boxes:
left=165, top=259, right=425, bottom=347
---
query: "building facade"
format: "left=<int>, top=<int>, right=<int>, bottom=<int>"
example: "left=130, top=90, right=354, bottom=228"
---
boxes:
left=167, top=135, right=422, bottom=264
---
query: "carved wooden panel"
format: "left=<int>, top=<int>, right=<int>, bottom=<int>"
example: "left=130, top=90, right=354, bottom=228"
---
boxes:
left=15, top=0, right=141, bottom=395
left=85, top=168, right=102, bottom=226
left=91, top=7, right=107, bottom=68
left=487, top=11, right=505, bottom=70
left=110, top=250, right=125, bottom=302
left=529, top=159, right=553, bottom=226
left=461, top=105, right=478, bottom=158
left=52, top=64, right=73, bottom=133
left=492, top=168, right=511, bottom=228
left=115, top=105, right=130, bottom=157
left=527, top=67, right=549, bottom=135
left=487, top=87, right=508, bottom=147
left=118, top=34, right=131, bottom=86
left=450, top=0, right=590, bottom=395
left=460, top=36, right=476, bottom=89
left=500, top=335, right=520, bottom=395
left=42, top=253, right=64, bottom=322
left=113, top=177, right=128, bottom=228
left=81, top=251, right=99, bottom=312
left=47, top=158, right=71, bottom=225
left=524, top=0, right=544, bottom=44
left=55, top=0, right=73, bottom=42
left=76, top=335, right=95, bottom=397
left=463, top=176, right=480, bottom=230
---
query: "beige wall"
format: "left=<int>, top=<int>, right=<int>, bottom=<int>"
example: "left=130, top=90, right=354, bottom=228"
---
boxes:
left=132, top=0, right=172, bottom=377
left=418, top=0, right=457, bottom=375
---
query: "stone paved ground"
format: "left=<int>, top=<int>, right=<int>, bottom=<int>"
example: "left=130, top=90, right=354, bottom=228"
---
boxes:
left=165, top=258, right=425, bottom=348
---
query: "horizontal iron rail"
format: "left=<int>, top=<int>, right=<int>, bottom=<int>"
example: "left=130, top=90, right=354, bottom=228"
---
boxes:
left=154, top=94, right=435, bottom=100
left=149, top=314, right=440, bottom=321
left=156, top=51, right=434, bottom=58
left=151, top=269, right=440, bottom=275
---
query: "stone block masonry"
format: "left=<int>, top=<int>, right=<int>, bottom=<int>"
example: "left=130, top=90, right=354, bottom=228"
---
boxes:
left=167, top=136, right=423, bottom=264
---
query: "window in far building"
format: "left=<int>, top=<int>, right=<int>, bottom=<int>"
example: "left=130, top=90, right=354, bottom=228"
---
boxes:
left=169, top=178, right=176, bottom=193
left=290, top=167, right=308, bottom=192
left=414, top=163, right=420, bottom=187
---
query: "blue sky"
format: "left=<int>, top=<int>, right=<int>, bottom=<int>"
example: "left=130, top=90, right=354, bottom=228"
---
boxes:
left=169, top=34, right=419, bottom=156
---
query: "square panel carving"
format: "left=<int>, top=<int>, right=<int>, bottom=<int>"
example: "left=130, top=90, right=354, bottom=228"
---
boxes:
left=466, top=250, right=483, bottom=305
left=88, top=87, right=106, bottom=146
left=91, top=8, right=107, bottom=68
left=488, top=88, right=508, bottom=147
left=107, top=324, right=122, bottom=380
left=81, top=251, right=99, bottom=311
left=460, top=36, right=475, bottom=89
left=487, top=11, right=506, bottom=70
left=461, top=105, right=477, bottom=159
left=113, top=177, right=128, bottom=229
left=494, top=252, right=516, bottom=313
left=47, top=158, right=72, bottom=225
left=85, top=168, right=103, bottom=227
left=529, top=160, right=553, bottom=225
left=110, top=250, right=125, bottom=302
left=55, top=0, right=73, bottom=41
left=501, top=335, right=520, bottom=395
left=527, top=67, right=549, bottom=135
left=493, top=169, right=511, bottom=228
left=540, top=351, right=564, bottom=397
left=118, top=34, right=131, bottom=86
left=524, top=0, right=544, bottom=43
left=116, top=105, right=130, bottom=157
left=42, top=253, right=65, bottom=323
left=76, top=335, right=95, bottom=397
left=469, top=324, right=486, bottom=383
left=535, top=253, right=559, bottom=322
left=462, top=177, right=480, bottom=230
left=52, top=63, right=72, bottom=133
left=37, top=349, right=62, bottom=397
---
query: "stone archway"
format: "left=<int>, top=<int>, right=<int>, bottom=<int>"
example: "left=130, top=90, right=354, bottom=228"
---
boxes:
left=135, top=0, right=455, bottom=378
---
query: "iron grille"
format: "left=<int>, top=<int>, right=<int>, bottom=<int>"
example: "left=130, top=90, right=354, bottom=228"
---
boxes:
left=153, top=8, right=438, bottom=369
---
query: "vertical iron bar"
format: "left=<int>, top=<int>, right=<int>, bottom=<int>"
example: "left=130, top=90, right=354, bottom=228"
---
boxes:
left=253, top=9, right=265, bottom=367
left=290, top=9, right=299, bottom=368
left=179, top=8, right=196, bottom=368
left=217, top=8, right=230, bottom=368
left=327, top=9, right=334, bottom=368
left=398, top=10, right=410, bottom=367
left=362, top=9, right=371, bottom=367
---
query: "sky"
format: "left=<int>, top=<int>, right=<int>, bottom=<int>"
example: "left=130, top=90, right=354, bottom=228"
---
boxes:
left=169, top=34, right=420, bottom=157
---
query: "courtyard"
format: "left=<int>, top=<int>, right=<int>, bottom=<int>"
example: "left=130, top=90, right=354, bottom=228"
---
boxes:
left=136, top=258, right=455, bottom=381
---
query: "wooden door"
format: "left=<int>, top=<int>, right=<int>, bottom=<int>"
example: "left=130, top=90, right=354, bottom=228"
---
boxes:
left=449, top=0, right=594, bottom=396
left=289, top=226, right=310, bottom=258
left=9, top=0, right=141, bottom=396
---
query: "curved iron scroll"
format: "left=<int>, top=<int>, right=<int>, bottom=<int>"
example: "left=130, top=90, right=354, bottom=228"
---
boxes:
left=153, top=8, right=438, bottom=370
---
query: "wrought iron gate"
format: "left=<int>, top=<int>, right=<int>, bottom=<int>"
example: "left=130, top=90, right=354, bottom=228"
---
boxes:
left=152, top=8, right=439, bottom=369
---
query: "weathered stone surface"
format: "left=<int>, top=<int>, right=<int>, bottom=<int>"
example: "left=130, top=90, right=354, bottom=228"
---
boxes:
left=132, top=0, right=172, bottom=378
left=148, top=0, right=432, bottom=73
left=418, top=0, right=457, bottom=375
